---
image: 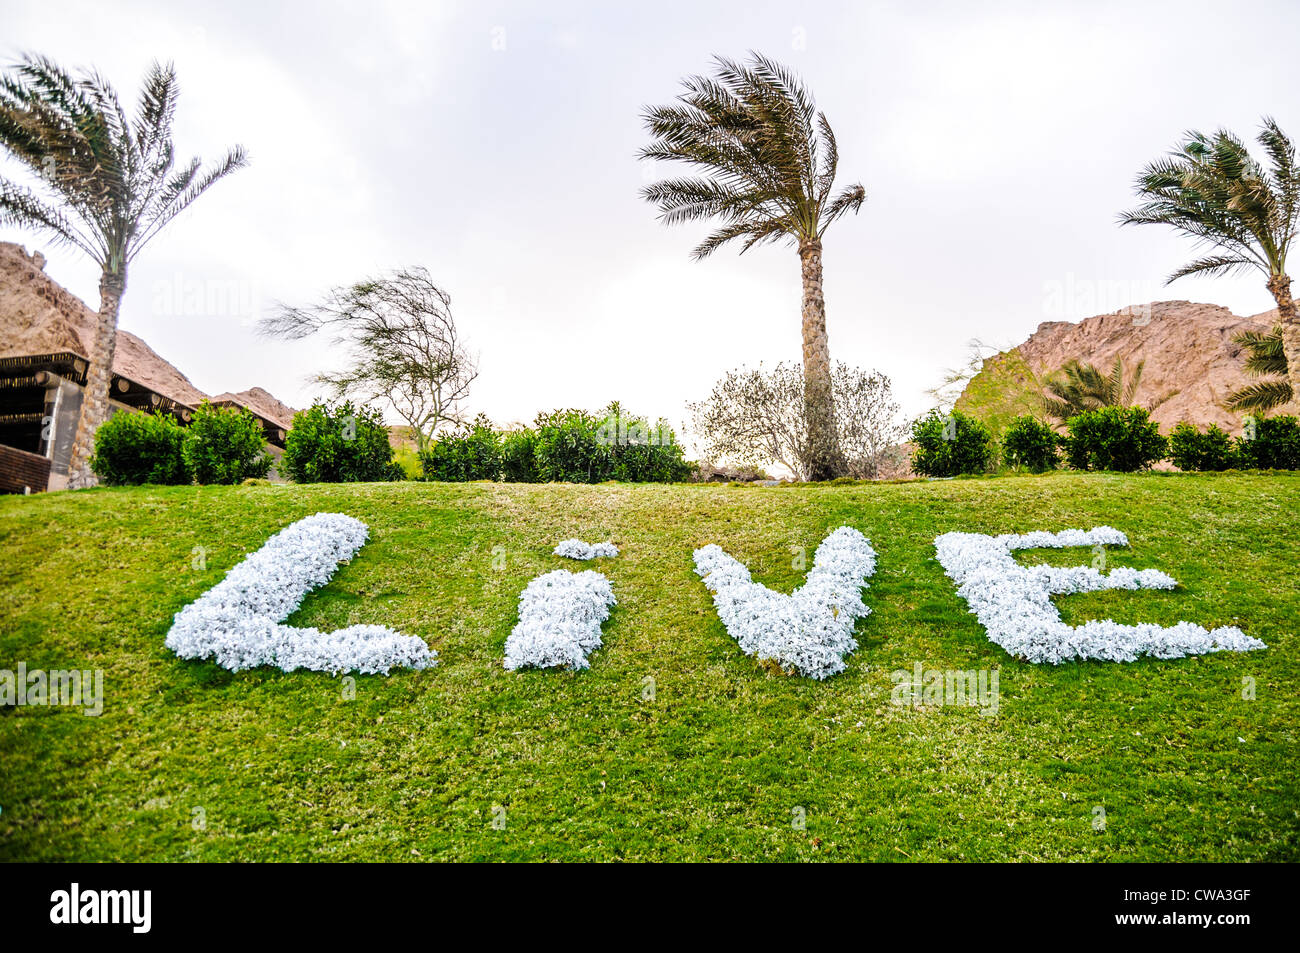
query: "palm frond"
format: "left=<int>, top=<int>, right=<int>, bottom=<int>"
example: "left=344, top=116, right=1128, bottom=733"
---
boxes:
left=0, top=177, right=102, bottom=258
left=1225, top=379, right=1294, bottom=413
left=133, top=145, right=246, bottom=256
left=1041, top=357, right=1146, bottom=421
left=1118, top=357, right=1144, bottom=405
left=0, top=53, right=245, bottom=271
left=1121, top=118, right=1299, bottom=283
left=1167, top=254, right=1256, bottom=282
left=639, top=52, right=864, bottom=258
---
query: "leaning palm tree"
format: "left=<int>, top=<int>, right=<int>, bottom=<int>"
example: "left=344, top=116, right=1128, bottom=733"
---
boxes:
left=1042, top=357, right=1146, bottom=423
left=0, top=55, right=246, bottom=487
left=1120, top=118, right=1299, bottom=405
left=1226, top=326, right=1293, bottom=414
left=639, top=53, right=865, bottom=480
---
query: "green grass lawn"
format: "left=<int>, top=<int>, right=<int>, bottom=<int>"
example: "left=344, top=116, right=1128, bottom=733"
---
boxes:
left=0, top=472, right=1296, bottom=861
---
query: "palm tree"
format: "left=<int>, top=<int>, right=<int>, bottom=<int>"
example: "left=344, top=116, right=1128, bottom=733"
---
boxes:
left=1226, top=326, right=1293, bottom=414
left=0, top=55, right=246, bottom=487
left=1042, top=357, right=1146, bottom=423
left=1120, top=117, right=1300, bottom=406
left=638, top=53, right=865, bottom=480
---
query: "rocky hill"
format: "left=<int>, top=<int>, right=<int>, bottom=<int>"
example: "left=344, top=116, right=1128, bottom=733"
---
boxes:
left=0, top=242, right=296, bottom=428
left=956, top=300, right=1289, bottom=434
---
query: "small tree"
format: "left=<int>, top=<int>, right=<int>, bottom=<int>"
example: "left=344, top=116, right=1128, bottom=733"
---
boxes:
left=262, top=268, right=477, bottom=454
left=834, top=367, right=909, bottom=479
left=690, top=363, right=905, bottom=480
left=281, top=401, right=397, bottom=483
left=182, top=401, right=273, bottom=484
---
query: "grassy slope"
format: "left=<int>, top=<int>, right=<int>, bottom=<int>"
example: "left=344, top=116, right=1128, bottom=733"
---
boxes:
left=0, top=473, right=1296, bottom=862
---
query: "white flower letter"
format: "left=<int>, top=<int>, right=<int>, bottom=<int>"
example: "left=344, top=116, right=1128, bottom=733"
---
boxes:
left=933, top=526, right=1266, bottom=664
left=504, top=570, right=617, bottom=670
left=693, top=526, right=877, bottom=679
left=166, top=513, right=436, bottom=674
left=554, top=539, right=619, bottom=560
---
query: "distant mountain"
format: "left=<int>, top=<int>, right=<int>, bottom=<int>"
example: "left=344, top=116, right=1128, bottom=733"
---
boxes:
left=0, top=242, right=296, bottom=428
left=956, top=301, right=1289, bottom=434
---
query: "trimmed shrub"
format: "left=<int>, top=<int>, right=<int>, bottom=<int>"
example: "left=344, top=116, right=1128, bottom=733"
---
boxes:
left=531, top=404, right=691, bottom=483
left=1236, top=414, right=1300, bottom=469
left=532, top=408, right=612, bottom=482
left=604, top=407, right=693, bottom=483
left=910, top=410, right=995, bottom=477
left=281, top=400, right=397, bottom=483
left=500, top=428, right=541, bottom=483
left=1169, top=422, right=1238, bottom=472
left=1063, top=406, right=1167, bottom=472
left=420, top=415, right=502, bottom=481
left=182, top=401, right=274, bottom=484
left=1001, top=416, right=1060, bottom=472
left=90, top=410, right=188, bottom=486
left=418, top=405, right=690, bottom=484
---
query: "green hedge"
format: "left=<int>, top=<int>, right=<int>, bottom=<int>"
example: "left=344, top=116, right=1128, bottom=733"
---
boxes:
left=91, top=402, right=272, bottom=486
left=420, top=415, right=502, bottom=481
left=910, top=410, right=995, bottom=477
left=281, top=401, right=401, bottom=483
left=1236, top=415, right=1300, bottom=470
left=90, top=410, right=188, bottom=486
left=1001, top=415, right=1060, bottom=472
left=1063, top=407, right=1167, bottom=472
left=1169, top=422, right=1237, bottom=472
left=182, top=401, right=274, bottom=485
left=420, top=404, right=692, bottom=483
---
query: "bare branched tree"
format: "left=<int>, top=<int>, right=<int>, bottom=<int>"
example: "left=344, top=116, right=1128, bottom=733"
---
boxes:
left=834, top=366, right=909, bottom=479
left=690, top=362, right=905, bottom=480
left=262, top=268, right=477, bottom=453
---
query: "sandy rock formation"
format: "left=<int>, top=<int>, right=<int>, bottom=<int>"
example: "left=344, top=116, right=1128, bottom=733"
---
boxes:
left=963, top=301, right=1290, bottom=434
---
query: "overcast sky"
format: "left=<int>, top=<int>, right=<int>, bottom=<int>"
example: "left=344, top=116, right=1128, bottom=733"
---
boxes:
left=3, top=0, right=1298, bottom=437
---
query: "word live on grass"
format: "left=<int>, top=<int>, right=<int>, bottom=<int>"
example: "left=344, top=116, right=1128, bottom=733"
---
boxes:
left=163, top=514, right=1267, bottom=678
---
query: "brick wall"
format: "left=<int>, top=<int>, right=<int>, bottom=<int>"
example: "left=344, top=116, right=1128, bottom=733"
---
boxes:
left=0, top=443, right=52, bottom=494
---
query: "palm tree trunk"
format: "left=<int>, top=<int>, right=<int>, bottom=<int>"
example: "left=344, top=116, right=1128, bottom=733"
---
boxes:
left=1267, top=273, right=1300, bottom=411
left=65, top=268, right=126, bottom=489
left=799, top=239, right=841, bottom=480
